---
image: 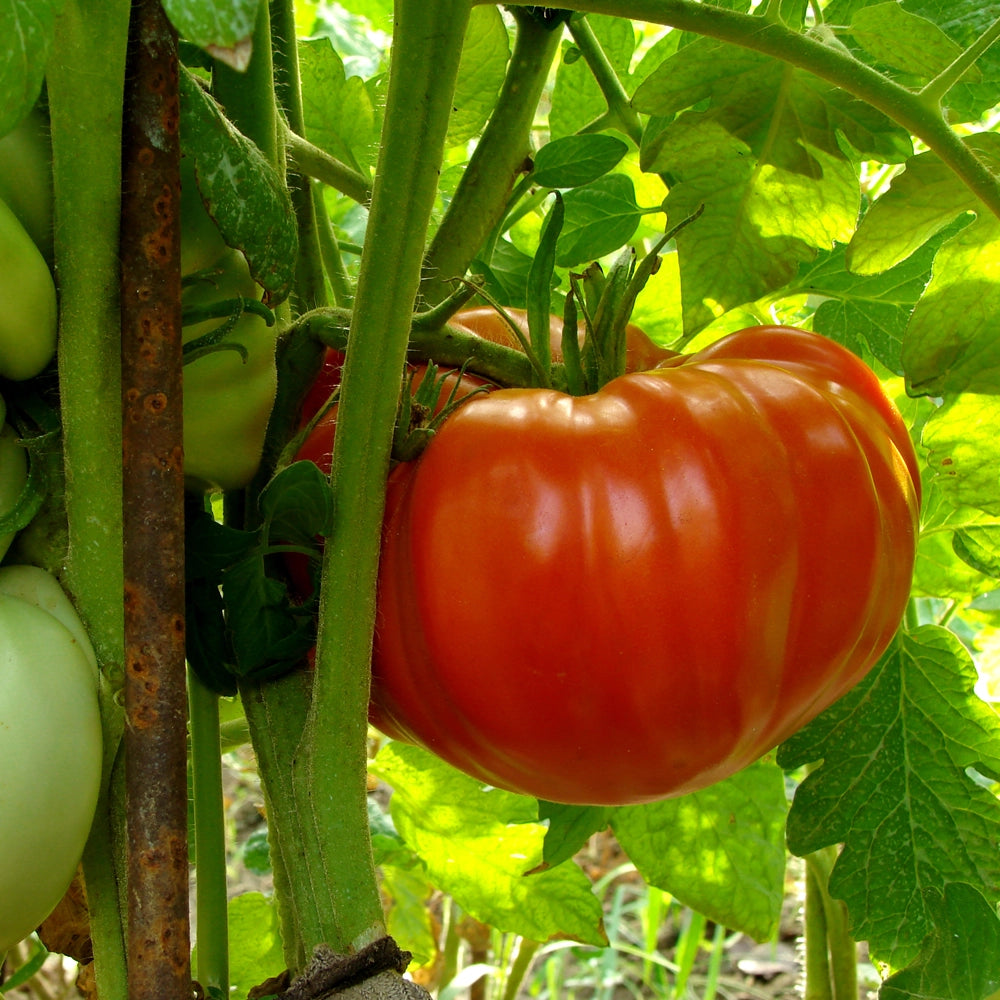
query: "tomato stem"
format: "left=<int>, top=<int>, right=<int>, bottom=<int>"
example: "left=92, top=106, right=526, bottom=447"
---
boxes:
left=188, top=670, right=229, bottom=995
left=47, top=1, right=131, bottom=995
left=804, top=848, right=858, bottom=1000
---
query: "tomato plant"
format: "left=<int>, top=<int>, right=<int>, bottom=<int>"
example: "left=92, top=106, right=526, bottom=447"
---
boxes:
left=371, top=326, right=921, bottom=804
left=0, top=566, right=101, bottom=961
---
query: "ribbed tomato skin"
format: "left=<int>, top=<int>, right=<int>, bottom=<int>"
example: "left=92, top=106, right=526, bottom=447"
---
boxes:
left=370, top=327, right=921, bottom=805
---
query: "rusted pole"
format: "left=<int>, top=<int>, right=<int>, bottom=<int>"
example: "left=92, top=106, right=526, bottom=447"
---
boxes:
left=120, top=0, right=191, bottom=997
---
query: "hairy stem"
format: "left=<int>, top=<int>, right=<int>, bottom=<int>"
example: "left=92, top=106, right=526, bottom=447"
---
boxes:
left=920, top=16, right=1000, bottom=107
left=421, top=10, right=563, bottom=305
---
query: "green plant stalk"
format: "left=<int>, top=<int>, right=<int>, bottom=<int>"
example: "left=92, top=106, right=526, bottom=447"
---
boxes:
left=286, top=131, right=373, bottom=206
left=421, top=10, right=563, bottom=306
left=498, top=0, right=1000, bottom=222
left=803, top=858, right=833, bottom=1000
left=212, top=0, right=280, bottom=165
left=500, top=939, right=541, bottom=1000
left=702, top=921, right=726, bottom=1000
left=46, top=3, right=131, bottom=997
left=188, top=671, right=229, bottom=996
left=289, top=0, right=474, bottom=957
left=567, top=16, right=643, bottom=146
left=920, top=16, right=1000, bottom=106
left=312, top=185, right=355, bottom=308
left=805, top=848, right=857, bottom=1000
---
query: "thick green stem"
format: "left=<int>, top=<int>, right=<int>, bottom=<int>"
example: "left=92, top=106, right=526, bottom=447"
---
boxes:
left=288, top=0, right=474, bottom=960
left=499, top=0, right=1000, bottom=222
left=47, top=2, right=131, bottom=996
left=286, top=131, right=373, bottom=206
left=567, top=17, right=643, bottom=146
left=803, top=859, right=833, bottom=1000
left=188, top=672, right=229, bottom=996
left=920, top=16, right=1000, bottom=107
left=421, top=10, right=563, bottom=306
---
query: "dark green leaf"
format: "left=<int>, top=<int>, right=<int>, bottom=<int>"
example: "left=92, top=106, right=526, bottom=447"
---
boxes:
left=372, top=742, right=607, bottom=945
left=184, top=501, right=258, bottom=583
left=163, top=0, right=257, bottom=62
left=178, top=65, right=298, bottom=303
left=240, top=827, right=272, bottom=875
left=0, top=0, right=60, bottom=137
left=778, top=629, right=1000, bottom=967
left=471, top=237, right=536, bottom=306
left=259, top=460, right=334, bottom=546
left=611, top=758, right=787, bottom=942
left=222, top=556, right=315, bottom=678
left=557, top=173, right=644, bottom=267
left=880, top=883, right=1000, bottom=1000
left=534, top=802, right=611, bottom=872
left=186, top=577, right=238, bottom=696
left=531, top=135, right=628, bottom=189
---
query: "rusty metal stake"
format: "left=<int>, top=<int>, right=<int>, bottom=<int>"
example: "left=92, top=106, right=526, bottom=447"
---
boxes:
left=120, top=0, right=191, bottom=997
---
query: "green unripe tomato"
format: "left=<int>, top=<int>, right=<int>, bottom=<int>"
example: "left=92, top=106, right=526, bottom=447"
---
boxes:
left=183, top=247, right=278, bottom=491
left=0, top=197, right=57, bottom=380
left=0, top=109, right=53, bottom=261
left=0, top=567, right=101, bottom=959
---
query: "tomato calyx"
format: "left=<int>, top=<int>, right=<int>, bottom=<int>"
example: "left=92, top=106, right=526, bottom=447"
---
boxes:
left=392, top=361, right=493, bottom=463
left=182, top=293, right=276, bottom=365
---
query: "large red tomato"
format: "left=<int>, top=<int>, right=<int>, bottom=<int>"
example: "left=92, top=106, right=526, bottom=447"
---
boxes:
left=370, top=326, right=921, bottom=806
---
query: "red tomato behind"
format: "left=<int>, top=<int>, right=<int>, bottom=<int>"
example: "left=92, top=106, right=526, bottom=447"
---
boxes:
left=369, top=326, right=921, bottom=805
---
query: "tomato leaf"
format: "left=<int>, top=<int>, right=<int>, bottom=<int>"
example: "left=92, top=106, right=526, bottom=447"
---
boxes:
left=923, top=394, right=1000, bottom=517
left=556, top=174, right=645, bottom=268
left=635, top=38, right=911, bottom=337
left=222, top=557, right=315, bottom=680
left=531, top=135, right=628, bottom=190
left=178, top=66, right=298, bottom=304
left=534, top=802, right=612, bottom=872
left=372, top=741, right=607, bottom=946
left=778, top=628, right=1000, bottom=968
left=162, top=0, right=257, bottom=68
left=848, top=3, right=976, bottom=83
left=879, top=883, right=1000, bottom=1000
left=0, top=0, right=60, bottom=138
left=258, top=460, right=334, bottom=546
left=298, top=37, right=379, bottom=174
left=798, top=222, right=962, bottom=374
left=446, top=5, right=509, bottom=148
left=610, top=758, right=788, bottom=943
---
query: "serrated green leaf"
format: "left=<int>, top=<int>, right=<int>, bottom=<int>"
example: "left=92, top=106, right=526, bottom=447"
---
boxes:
left=795, top=231, right=948, bottom=373
left=880, top=883, right=1000, bottom=1000
left=610, top=758, right=787, bottom=942
left=556, top=173, right=644, bottom=267
left=923, top=394, right=1000, bottom=517
left=549, top=15, right=636, bottom=140
left=446, top=5, right=509, bottom=148
left=372, top=742, right=606, bottom=945
left=0, top=0, right=60, bottom=137
left=634, top=36, right=909, bottom=336
left=298, top=36, right=379, bottom=174
left=778, top=629, right=1000, bottom=967
left=179, top=65, right=298, bottom=303
left=849, top=2, right=975, bottom=81
left=902, top=214, right=1000, bottom=396
left=163, top=0, right=257, bottom=59
left=531, top=135, right=628, bottom=190
left=847, top=134, right=1000, bottom=275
